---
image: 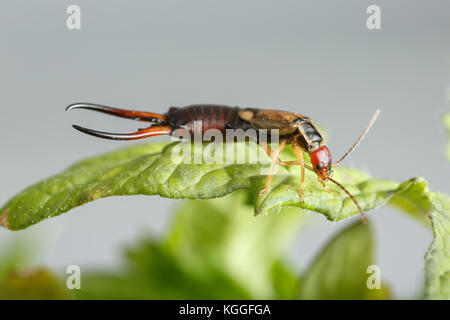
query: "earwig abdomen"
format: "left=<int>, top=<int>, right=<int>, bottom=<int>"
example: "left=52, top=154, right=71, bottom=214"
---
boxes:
left=166, top=104, right=253, bottom=136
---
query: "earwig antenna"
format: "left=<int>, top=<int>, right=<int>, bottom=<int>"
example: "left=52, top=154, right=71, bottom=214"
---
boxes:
left=327, top=177, right=367, bottom=223
left=332, top=109, right=380, bottom=167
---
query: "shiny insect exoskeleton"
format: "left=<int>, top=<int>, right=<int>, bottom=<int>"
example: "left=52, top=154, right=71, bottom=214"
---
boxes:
left=67, top=103, right=380, bottom=222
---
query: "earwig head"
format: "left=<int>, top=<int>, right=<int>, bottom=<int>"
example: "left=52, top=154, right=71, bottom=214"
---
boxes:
left=310, top=146, right=332, bottom=180
left=304, top=108, right=381, bottom=225
left=310, top=146, right=367, bottom=223
left=310, top=145, right=367, bottom=223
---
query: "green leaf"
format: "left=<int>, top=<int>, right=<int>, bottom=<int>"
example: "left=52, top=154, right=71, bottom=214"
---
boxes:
left=387, top=177, right=431, bottom=226
left=162, top=191, right=304, bottom=299
left=76, top=191, right=306, bottom=299
left=298, top=221, right=390, bottom=299
left=421, top=113, right=450, bottom=299
left=0, top=142, right=167, bottom=230
left=0, top=141, right=434, bottom=230
left=424, top=192, right=450, bottom=299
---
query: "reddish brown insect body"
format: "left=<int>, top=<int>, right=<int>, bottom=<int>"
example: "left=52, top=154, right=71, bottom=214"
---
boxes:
left=166, top=105, right=254, bottom=136
left=67, top=103, right=379, bottom=222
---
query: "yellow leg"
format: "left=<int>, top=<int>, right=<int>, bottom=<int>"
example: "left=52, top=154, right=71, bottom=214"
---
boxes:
left=281, top=159, right=339, bottom=196
left=279, top=160, right=298, bottom=166
left=258, top=140, right=286, bottom=196
left=259, top=141, right=271, bottom=157
left=322, top=183, right=340, bottom=195
left=292, top=144, right=305, bottom=202
left=279, top=160, right=315, bottom=173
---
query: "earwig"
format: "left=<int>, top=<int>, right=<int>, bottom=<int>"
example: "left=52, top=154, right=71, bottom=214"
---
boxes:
left=66, top=103, right=380, bottom=223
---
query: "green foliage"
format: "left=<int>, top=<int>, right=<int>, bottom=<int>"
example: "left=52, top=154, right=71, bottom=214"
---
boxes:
left=0, top=142, right=433, bottom=230
left=425, top=112, right=450, bottom=299
left=299, top=221, right=389, bottom=299
left=75, top=191, right=305, bottom=299
left=387, top=177, right=431, bottom=226
left=0, top=140, right=448, bottom=299
left=0, top=190, right=447, bottom=300
left=424, top=192, right=450, bottom=299
left=0, top=142, right=167, bottom=230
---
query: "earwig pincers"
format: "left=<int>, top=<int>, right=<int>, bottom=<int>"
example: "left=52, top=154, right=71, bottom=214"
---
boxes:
left=66, top=103, right=380, bottom=223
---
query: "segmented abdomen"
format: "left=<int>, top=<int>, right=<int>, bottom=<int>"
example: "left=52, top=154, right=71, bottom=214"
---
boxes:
left=165, top=104, right=252, bottom=135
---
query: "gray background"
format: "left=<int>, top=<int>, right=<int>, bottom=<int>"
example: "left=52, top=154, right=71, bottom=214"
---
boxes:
left=0, top=0, right=449, bottom=299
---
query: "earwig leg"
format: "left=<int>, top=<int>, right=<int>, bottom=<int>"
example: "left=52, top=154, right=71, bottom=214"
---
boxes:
left=279, top=161, right=313, bottom=173
left=280, top=159, right=339, bottom=196
left=322, top=183, right=340, bottom=195
left=292, top=144, right=305, bottom=202
left=259, top=141, right=271, bottom=157
left=278, top=160, right=298, bottom=166
left=258, top=140, right=286, bottom=196
left=279, top=159, right=337, bottom=195
left=279, top=160, right=316, bottom=174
